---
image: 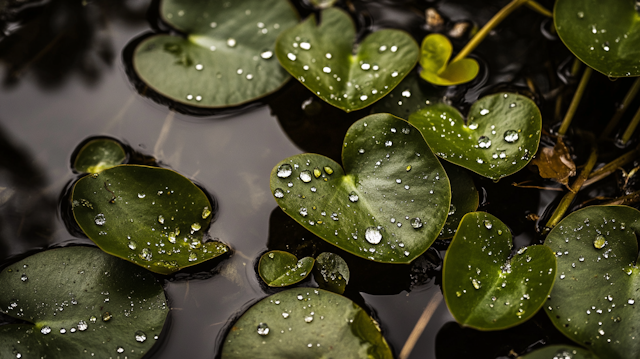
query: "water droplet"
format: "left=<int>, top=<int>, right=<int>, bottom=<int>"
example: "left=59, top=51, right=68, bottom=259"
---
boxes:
left=410, top=217, right=423, bottom=229
left=102, top=311, right=113, bottom=322
left=195, top=64, right=203, bottom=71
left=191, top=223, right=202, bottom=232
left=188, top=252, right=198, bottom=262
left=260, top=51, right=273, bottom=59
left=227, top=38, right=236, bottom=47
left=348, top=191, right=359, bottom=202
left=282, top=312, right=289, bottom=318
left=323, top=166, right=334, bottom=175
left=503, top=130, right=519, bottom=143
left=277, top=164, right=292, bottom=178
left=360, top=95, right=368, bottom=101
left=274, top=188, right=284, bottom=198
left=94, top=213, right=106, bottom=226
left=297, top=294, right=304, bottom=300
left=472, top=279, right=481, bottom=289
left=391, top=45, right=398, bottom=52
left=299, top=207, right=308, bottom=217
left=77, top=320, right=88, bottom=331
left=448, top=204, right=456, bottom=216
left=300, top=42, right=311, bottom=50
left=323, top=66, right=331, bottom=73
left=128, top=241, right=137, bottom=250
left=304, top=316, right=314, bottom=323
left=468, top=122, right=479, bottom=130
left=140, top=248, right=152, bottom=261
left=20, top=274, right=27, bottom=282
left=40, top=326, right=51, bottom=334
left=135, top=330, right=147, bottom=342
left=89, top=316, right=97, bottom=323
left=577, top=11, right=584, bottom=18
left=365, top=227, right=382, bottom=244
left=361, top=63, right=371, bottom=70
left=138, top=193, right=146, bottom=199
left=210, top=22, right=217, bottom=28
left=594, top=235, right=606, bottom=249
left=391, top=71, right=398, bottom=77
left=300, top=170, right=312, bottom=183
left=484, top=220, right=493, bottom=229
left=478, top=136, right=492, bottom=149
left=287, top=53, right=296, bottom=61
left=325, top=53, right=332, bottom=59
left=358, top=148, right=365, bottom=154
left=116, top=347, right=125, bottom=354
left=629, top=299, right=635, bottom=305
left=602, top=42, right=610, bottom=52
left=158, top=215, right=165, bottom=224
left=480, top=109, right=490, bottom=115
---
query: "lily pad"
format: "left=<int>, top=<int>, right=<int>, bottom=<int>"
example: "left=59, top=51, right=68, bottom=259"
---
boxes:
left=0, top=246, right=168, bottom=359
left=443, top=212, right=556, bottom=330
left=71, top=165, right=229, bottom=274
left=258, top=250, right=314, bottom=287
left=133, top=0, right=298, bottom=108
left=313, top=252, right=350, bottom=294
left=73, top=138, right=126, bottom=174
left=419, top=33, right=479, bottom=86
left=409, top=92, right=542, bottom=180
left=544, top=205, right=640, bottom=359
left=554, top=0, right=640, bottom=77
left=439, top=162, right=479, bottom=240
left=270, top=113, right=451, bottom=264
left=275, top=7, right=419, bottom=112
left=370, top=71, right=445, bottom=120
left=220, top=288, right=392, bottom=358
left=521, top=345, right=600, bottom=359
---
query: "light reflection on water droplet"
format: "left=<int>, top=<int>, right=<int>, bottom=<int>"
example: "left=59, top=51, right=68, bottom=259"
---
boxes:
left=94, top=213, right=106, bottom=226
left=365, top=227, right=382, bottom=244
left=274, top=188, right=284, bottom=198
left=504, top=130, right=519, bottom=143
left=227, top=38, right=236, bottom=47
left=300, top=170, right=312, bottom=183
left=287, top=53, right=296, bottom=61
left=594, top=235, right=606, bottom=249
left=484, top=220, right=493, bottom=229
left=300, top=42, right=311, bottom=50
left=260, top=51, right=273, bottom=59
left=348, top=191, right=359, bottom=202
left=277, top=164, right=292, bottom=178
left=478, top=136, right=491, bottom=149
left=135, top=330, right=147, bottom=343
left=410, top=218, right=423, bottom=229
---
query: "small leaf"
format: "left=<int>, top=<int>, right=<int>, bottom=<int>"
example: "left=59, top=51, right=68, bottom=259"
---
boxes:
left=220, top=288, right=393, bottom=358
left=275, top=8, right=419, bottom=112
left=443, top=212, right=556, bottom=330
left=258, top=250, right=314, bottom=287
left=419, top=33, right=479, bottom=86
left=73, top=138, right=126, bottom=174
left=521, top=345, right=600, bottom=359
left=71, top=165, right=229, bottom=274
left=409, top=92, right=542, bottom=180
left=0, top=247, right=168, bottom=359
left=531, top=137, right=576, bottom=186
left=313, top=252, right=350, bottom=294
left=439, top=162, right=479, bottom=240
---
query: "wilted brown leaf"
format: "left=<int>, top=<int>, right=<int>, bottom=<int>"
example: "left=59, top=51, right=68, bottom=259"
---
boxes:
left=532, top=137, right=576, bottom=186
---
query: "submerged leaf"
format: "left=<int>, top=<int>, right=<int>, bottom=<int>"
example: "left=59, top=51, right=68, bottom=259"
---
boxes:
left=419, top=33, right=479, bottom=86
left=439, top=162, right=479, bottom=240
left=313, top=252, right=350, bottom=294
left=258, top=250, right=314, bottom=287
left=73, top=138, right=126, bottom=174
left=531, top=137, right=576, bottom=186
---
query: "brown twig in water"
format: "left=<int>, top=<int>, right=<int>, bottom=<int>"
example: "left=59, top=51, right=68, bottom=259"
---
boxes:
left=399, top=292, right=443, bottom=359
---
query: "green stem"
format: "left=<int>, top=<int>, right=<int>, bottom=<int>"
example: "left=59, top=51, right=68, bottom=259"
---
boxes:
left=452, top=0, right=531, bottom=62
left=583, top=145, right=640, bottom=187
left=600, top=77, right=640, bottom=140
left=525, top=1, right=552, bottom=17
left=601, top=190, right=640, bottom=206
left=621, top=105, right=640, bottom=145
left=545, top=134, right=598, bottom=231
left=557, top=67, right=592, bottom=136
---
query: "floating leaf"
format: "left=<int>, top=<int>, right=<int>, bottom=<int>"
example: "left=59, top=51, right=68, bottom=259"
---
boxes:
left=220, top=288, right=392, bottom=358
left=0, top=247, right=168, bottom=359
left=308, top=0, right=337, bottom=9
left=531, top=137, right=576, bottom=186
left=439, top=162, right=479, bottom=239
left=419, top=33, right=479, bottom=86
left=71, top=165, right=229, bottom=274
left=370, top=71, right=445, bottom=120
left=554, top=0, right=640, bottom=77
left=270, top=113, right=450, bottom=264
left=275, top=8, right=419, bottom=112
left=443, top=212, right=556, bottom=330
left=521, top=345, right=600, bottom=359
left=313, top=252, right=350, bottom=294
left=258, top=250, right=314, bottom=287
left=73, top=138, right=126, bottom=174
left=409, top=92, right=542, bottom=180
left=544, top=205, right=640, bottom=359
left=133, top=0, right=298, bottom=108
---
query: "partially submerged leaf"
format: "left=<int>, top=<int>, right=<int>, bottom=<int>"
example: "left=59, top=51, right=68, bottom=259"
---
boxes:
left=0, top=247, right=168, bottom=359
left=258, top=250, right=314, bottom=287
left=71, top=165, right=229, bottom=274
left=73, top=138, right=126, bottom=173
left=531, top=137, right=576, bottom=186
left=521, top=345, right=600, bottom=359
left=220, top=288, right=393, bottom=358
left=419, top=33, right=479, bottom=86
left=439, top=162, right=479, bottom=240
left=443, top=212, right=556, bottom=330
left=313, top=252, right=350, bottom=294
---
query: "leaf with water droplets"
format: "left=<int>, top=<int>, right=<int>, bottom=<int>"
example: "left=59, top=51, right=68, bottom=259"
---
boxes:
left=71, top=165, right=229, bottom=274
left=409, top=92, right=542, bottom=180
left=554, top=0, right=640, bottom=77
left=544, top=205, right=640, bottom=359
left=419, top=33, right=479, bottom=86
left=275, top=8, right=419, bottom=112
left=220, top=288, right=392, bottom=358
left=258, top=250, right=314, bottom=287
left=520, top=345, right=600, bottom=359
left=444, top=212, right=556, bottom=330
left=270, top=113, right=451, bottom=264
left=0, top=247, right=168, bottom=359
left=313, top=252, right=350, bottom=294
left=73, top=138, right=126, bottom=174
left=132, top=0, right=298, bottom=108
left=371, top=71, right=445, bottom=119
left=439, top=162, right=479, bottom=240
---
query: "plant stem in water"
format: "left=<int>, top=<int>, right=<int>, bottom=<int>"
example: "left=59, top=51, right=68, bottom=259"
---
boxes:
left=620, top=105, right=640, bottom=145
left=557, top=67, right=592, bottom=136
left=600, top=77, right=640, bottom=140
left=525, top=1, right=552, bottom=17
left=583, top=145, right=640, bottom=187
left=602, top=190, right=640, bottom=206
left=399, top=292, right=442, bottom=359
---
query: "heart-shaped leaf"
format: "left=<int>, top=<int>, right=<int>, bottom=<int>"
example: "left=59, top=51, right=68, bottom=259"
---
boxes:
left=0, top=246, right=168, bottom=359
left=73, top=138, right=126, bottom=174
left=554, top=0, right=640, bottom=77
left=419, top=33, right=479, bottom=86
left=220, top=288, right=392, bottom=358
left=270, top=113, right=451, bottom=264
left=313, top=252, right=350, bottom=294
left=371, top=71, right=445, bottom=120
left=439, top=162, right=479, bottom=239
left=544, top=205, right=640, bottom=359
left=71, top=165, right=229, bottom=274
left=275, top=8, right=419, bottom=112
left=132, top=0, right=298, bottom=108
left=258, top=250, right=314, bottom=287
left=409, top=92, right=542, bottom=180
left=521, top=345, right=600, bottom=359
left=443, top=212, right=556, bottom=330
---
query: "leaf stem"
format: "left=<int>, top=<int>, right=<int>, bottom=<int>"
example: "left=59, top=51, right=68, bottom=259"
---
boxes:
left=557, top=67, right=592, bottom=137
left=620, top=105, right=640, bottom=145
left=452, top=0, right=531, bottom=62
left=398, top=292, right=443, bottom=359
left=601, top=190, right=640, bottom=206
left=525, top=1, right=552, bottom=17
left=600, top=77, right=640, bottom=140
left=583, top=145, right=640, bottom=187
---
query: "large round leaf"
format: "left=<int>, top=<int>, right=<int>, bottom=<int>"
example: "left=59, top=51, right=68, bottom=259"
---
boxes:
left=0, top=247, right=168, bottom=359
left=521, top=345, right=600, bottom=359
left=270, top=113, right=451, bottom=264
left=258, top=250, right=314, bottom=287
left=275, top=8, right=419, bottom=112
left=443, top=212, right=556, bottom=330
left=554, top=0, right=640, bottom=77
left=439, top=162, right=479, bottom=240
left=71, top=165, right=229, bottom=274
left=133, top=0, right=298, bottom=108
left=409, top=92, right=542, bottom=180
left=544, top=205, right=640, bottom=359
left=220, top=288, right=392, bottom=358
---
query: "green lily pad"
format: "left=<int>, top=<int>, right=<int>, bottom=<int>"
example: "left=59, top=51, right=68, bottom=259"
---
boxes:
left=0, top=246, right=168, bottom=358
left=258, top=250, right=314, bottom=287
left=554, top=0, right=640, bottom=77
left=270, top=113, right=451, bottom=264
left=313, top=252, right=350, bottom=294
left=521, top=345, right=600, bottom=359
left=275, top=8, right=419, bottom=112
left=409, top=92, right=542, bottom=180
left=220, top=288, right=392, bottom=358
left=419, top=33, right=479, bottom=86
left=439, top=162, right=479, bottom=240
left=133, top=0, right=298, bottom=108
left=443, top=212, right=556, bottom=330
left=73, top=138, right=126, bottom=174
left=370, top=71, right=445, bottom=120
left=71, top=165, right=229, bottom=274
left=544, top=205, right=640, bottom=359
